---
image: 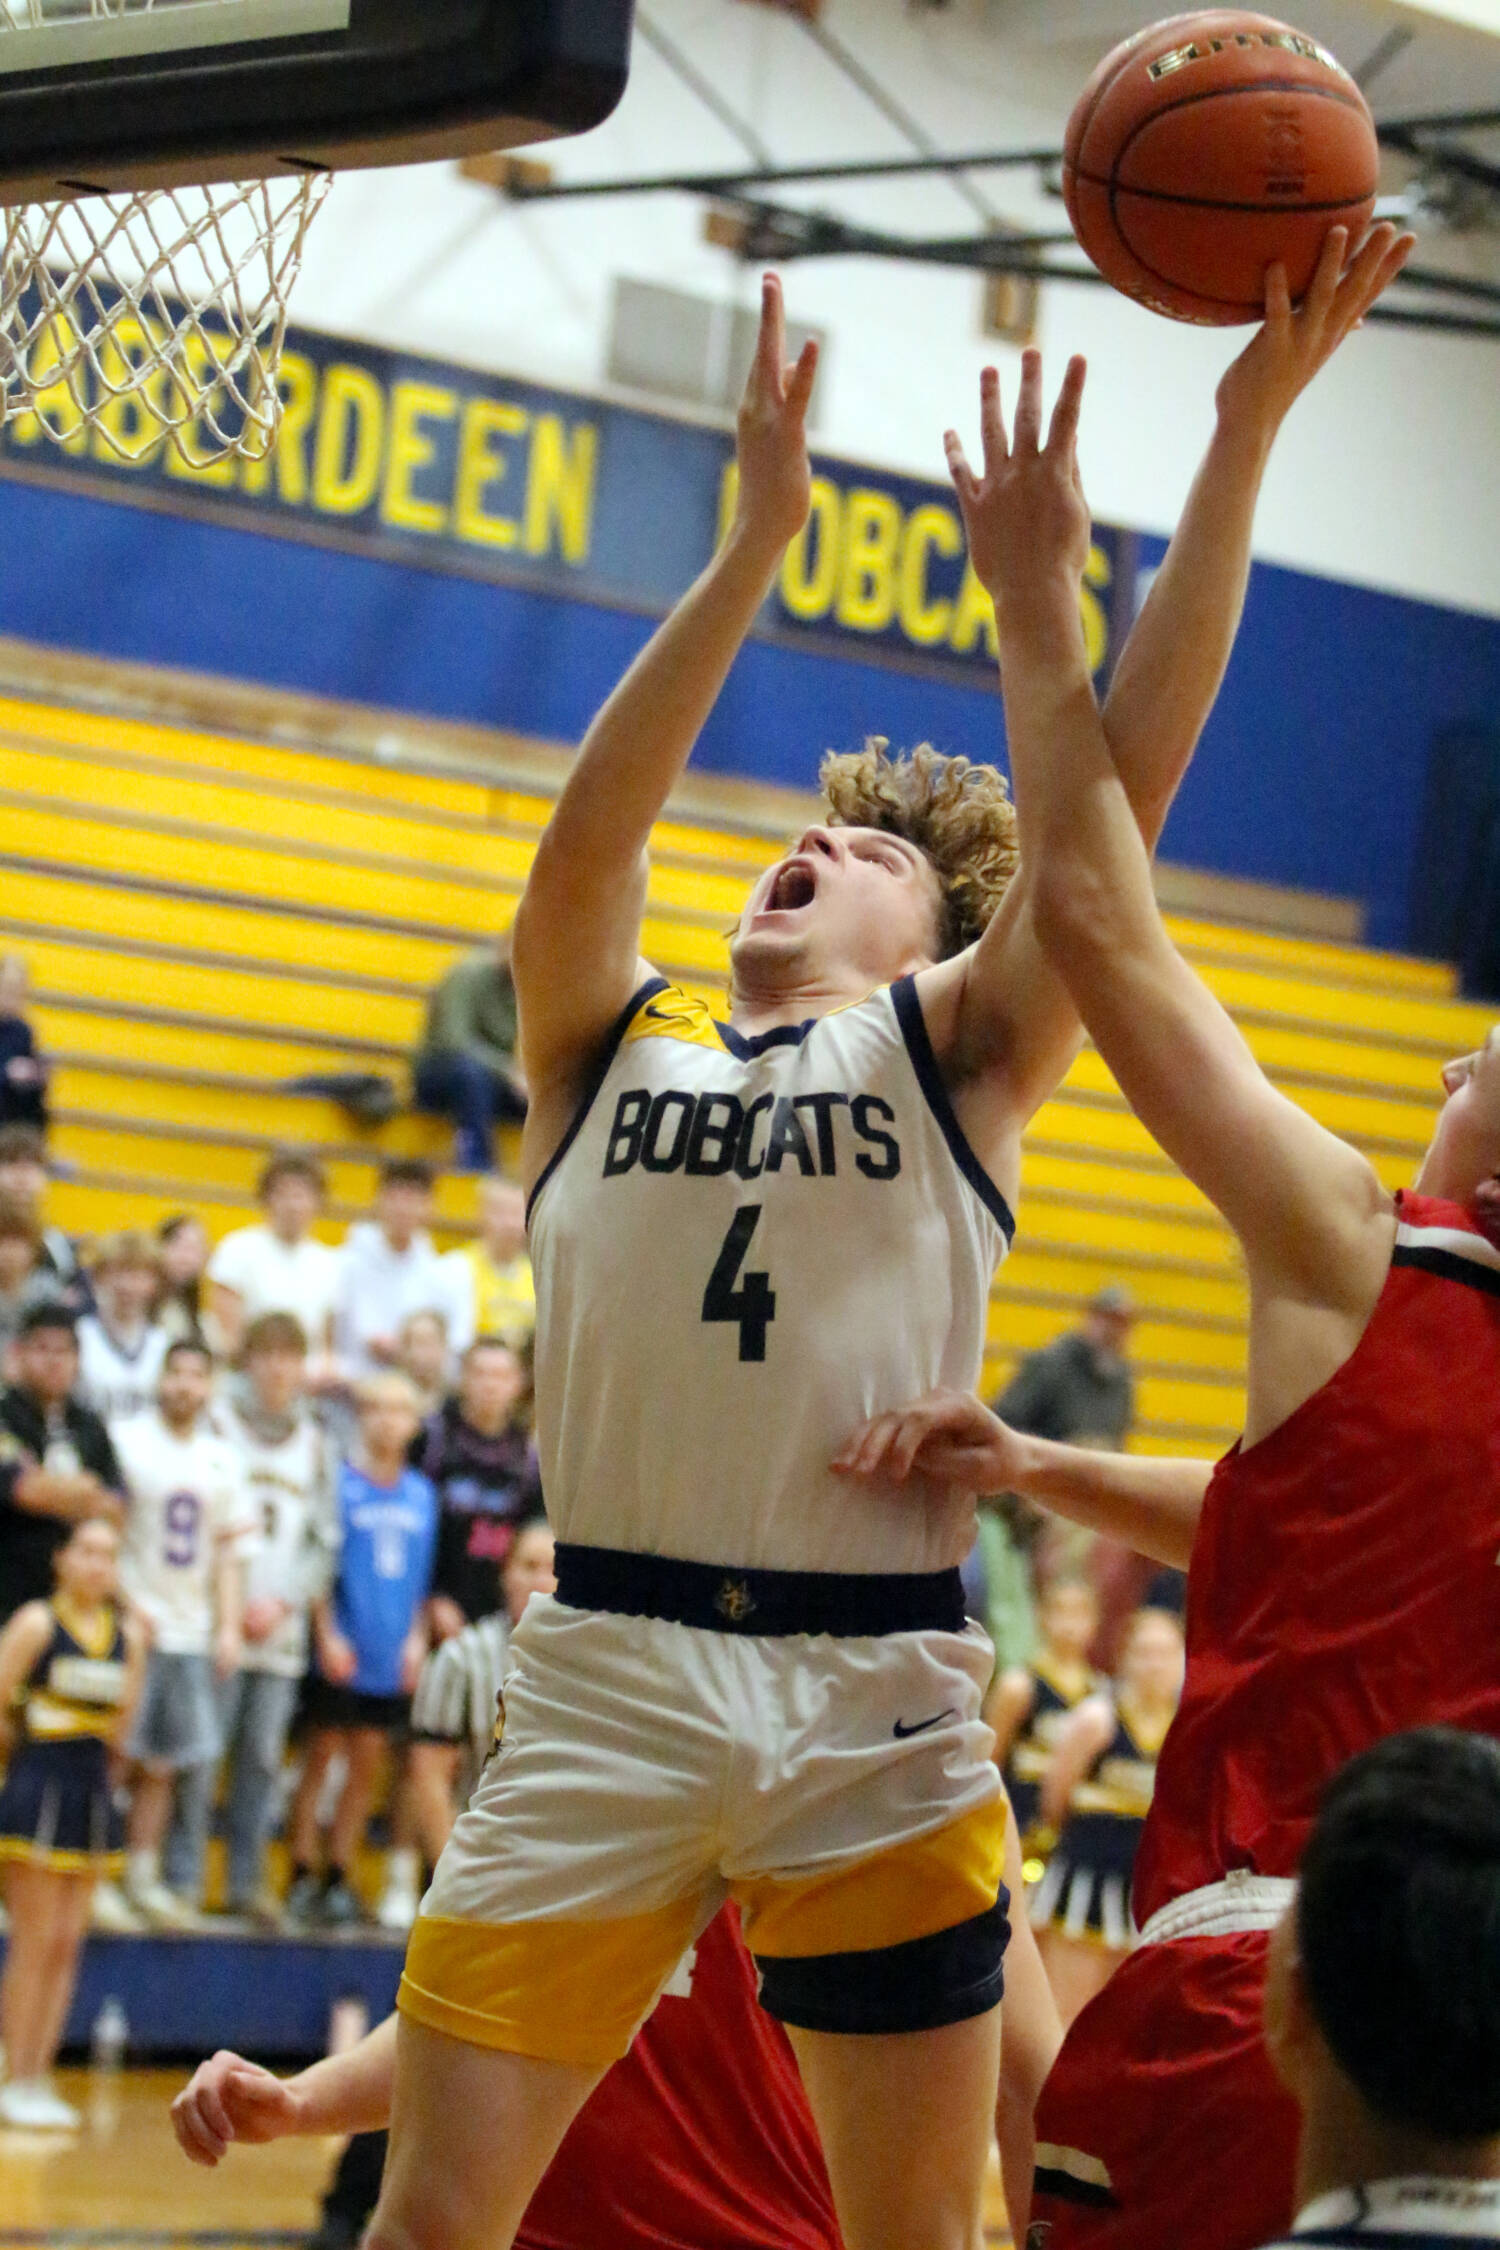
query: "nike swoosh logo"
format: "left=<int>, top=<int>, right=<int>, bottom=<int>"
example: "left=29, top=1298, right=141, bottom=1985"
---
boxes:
left=892, top=1708, right=958, bottom=1739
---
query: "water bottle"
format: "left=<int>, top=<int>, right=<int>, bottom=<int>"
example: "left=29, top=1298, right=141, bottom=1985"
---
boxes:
left=90, top=1995, right=128, bottom=2075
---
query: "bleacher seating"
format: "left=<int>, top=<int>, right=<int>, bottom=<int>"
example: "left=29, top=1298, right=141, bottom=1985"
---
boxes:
left=0, top=667, right=1487, bottom=1461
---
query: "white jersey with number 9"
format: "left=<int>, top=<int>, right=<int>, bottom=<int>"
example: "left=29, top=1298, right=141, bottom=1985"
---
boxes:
left=528, top=977, right=1011, bottom=1577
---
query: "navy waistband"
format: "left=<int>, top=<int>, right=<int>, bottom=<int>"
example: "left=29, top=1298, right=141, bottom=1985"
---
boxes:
left=553, top=1543, right=968, bottom=1638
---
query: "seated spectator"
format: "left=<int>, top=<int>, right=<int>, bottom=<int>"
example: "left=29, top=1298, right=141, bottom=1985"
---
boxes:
left=1030, top=1605, right=1184, bottom=2027
left=0, top=955, right=49, bottom=1135
left=207, top=1154, right=341, bottom=1363
left=407, top=1515, right=555, bottom=1875
left=414, top=1337, right=541, bottom=1642
left=331, top=1159, right=448, bottom=1383
left=0, top=1515, right=145, bottom=2131
left=284, top=1373, right=435, bottom=1930
left=0, top=1125, right=89, bottom=1316
left=411, top=934, right=526, bottom=1173
left=216, top=1314, right=338, bottom=1924
left=116, top=1340, right=255, bottom=1927
left=76, top=1230, right=170, bottom=1424
left=0, top=1305, right=123, bottom=1628
left=449, top=1177, right=534, bottom=1355
left=155, top=1213, right=211, bottom=1347
left=397, top=1308, right=452, bottom=1422
left=1259, top=1727, right=1500, bottom=2250
left=0, top=1199, right=64, bottom=1369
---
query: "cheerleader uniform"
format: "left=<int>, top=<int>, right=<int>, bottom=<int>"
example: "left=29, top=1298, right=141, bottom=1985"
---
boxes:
left=1028, top=1698, right=1168, bottom=1951
left=1003, top=1658, right=1104, bottom=1862
left=0, top=1599, right=129, bottom=1874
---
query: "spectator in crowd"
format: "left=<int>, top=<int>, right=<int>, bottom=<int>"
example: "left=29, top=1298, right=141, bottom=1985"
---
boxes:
left=995, top=1286, right=1140, bottom=1664
left=117, top=1339, right=255, bottom=1927
left=0, top=1515, right=145, bottom=2130
left=155, top=1213, right=211, bottom=1347
left=207, top=1155, right=341, bottom=1363
left=449, top=1177, right=534, bottom=1353
left=0, top=1125, right=89, bottom=1315
left=411, top=935, right=527, bottom=1173
left=408, top=1514, right=555, bottom=1870
left=987, top=1573, right=1104, bottom=1872
left=1031, top=1605, right=1185, bottom=2026
left=0, top=955, right=49, bottom=1135
left=0, top=1305, right=122, bottom=1627
left=397, top=1308, right=452, bottom=1423
left=75, top=1229, right=170, bottom=1425
left=216, top=1313, right=338, bottom=1924
left=332, top=1159, right=449, bottom=1384
left=414, top=1337, right=541, bottom=1643
left=284, top=1373, right=435, bottom=1929
left=1258, top=1727, right=1500, bottom=2250
left=0, top=1199, right=64, bottom=1368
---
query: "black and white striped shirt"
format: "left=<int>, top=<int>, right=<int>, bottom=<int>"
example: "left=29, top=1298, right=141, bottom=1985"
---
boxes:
left=1262, top=2178, right=1500, bottom=2250
left=409, top=1611, right=512, bottom=1786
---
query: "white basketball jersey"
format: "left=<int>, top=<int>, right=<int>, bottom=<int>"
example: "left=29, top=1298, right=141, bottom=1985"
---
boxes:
left=529, top=976, right=1011, bottom=1576
left=76, top=1315, right=169, bottom=1427
left=114, top=1413, right=257, bottom=1656
left=223, top=1406, right=338, bottom=1678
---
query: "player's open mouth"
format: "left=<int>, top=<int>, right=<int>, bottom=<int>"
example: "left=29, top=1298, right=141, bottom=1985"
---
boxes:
left=764, top=860, right=818, bottom=914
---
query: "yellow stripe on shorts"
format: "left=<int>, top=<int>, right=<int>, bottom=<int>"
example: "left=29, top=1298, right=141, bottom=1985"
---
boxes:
left=733, top=1790, right=1006, bottom=1959
left=398, top=1893, right=703, bottom=2068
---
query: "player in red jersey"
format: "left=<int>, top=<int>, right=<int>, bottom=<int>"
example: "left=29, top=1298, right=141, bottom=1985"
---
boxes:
left=172, top=1888, right=1059, bottom=2244
left=835, top=223, right=1500, bottom=2250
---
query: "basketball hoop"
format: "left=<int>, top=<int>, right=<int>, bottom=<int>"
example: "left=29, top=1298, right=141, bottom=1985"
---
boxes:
left=0, top=174, right=331, bottom=468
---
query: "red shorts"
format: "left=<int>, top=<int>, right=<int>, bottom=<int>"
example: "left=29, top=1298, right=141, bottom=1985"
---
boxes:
left=1030, top=1932, right=1300, bottom=2250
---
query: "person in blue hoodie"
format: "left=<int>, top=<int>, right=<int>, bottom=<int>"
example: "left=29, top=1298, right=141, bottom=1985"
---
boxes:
left=284, top=1372, right=436, bottom=1929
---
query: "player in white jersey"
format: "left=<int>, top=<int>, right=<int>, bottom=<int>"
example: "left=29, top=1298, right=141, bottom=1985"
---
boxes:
left=115, top=1339, right=256, bottom=1923
left=377, top=273, right=1360, bottom=2250
left=216, top=1312, right=338, bottom=1918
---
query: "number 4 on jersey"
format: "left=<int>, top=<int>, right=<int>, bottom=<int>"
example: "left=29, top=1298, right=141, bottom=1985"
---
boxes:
left=702, top=1205, right=776, bottom=1362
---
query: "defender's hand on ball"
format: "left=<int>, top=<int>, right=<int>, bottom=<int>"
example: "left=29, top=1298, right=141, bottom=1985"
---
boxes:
left=731, top=273, right=819, bottom=556
left=172, top=2050, right=307, bottom=2166
left=833, top=1387, right=1021, bottom=1495
left=944, top=350, right=1093, bottom=616
left=1217, top=221, right=1414, bottom=436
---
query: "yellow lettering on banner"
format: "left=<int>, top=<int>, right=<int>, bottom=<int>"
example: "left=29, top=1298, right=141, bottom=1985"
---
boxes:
left=898, top=504, right=962, bottom=647
left=524, top=413, right=597, bottom=561
left=382, top=381, right=456, bottom=534
left=836, top=488, right=901, bottom=632
left=7, top=313, right=88, bottom=453
left=780, top=477, right=840, bottom=619
left=1080, top=541, right=1111, bottom=674
left=949, top=561, right=999, bottom=659
left=236, top=351, right=318, bottom=505
left=454, top=398, right=528, bottom=549
left=312, top=364, right=385, bottom=514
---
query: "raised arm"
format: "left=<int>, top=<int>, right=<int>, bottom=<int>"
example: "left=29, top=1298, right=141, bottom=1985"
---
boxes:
left=833, top=1387, right=1210, bottom=1569
left=927, top=224, right=1412, bottom=1137
left=512, top=277, right=817, bottom=1131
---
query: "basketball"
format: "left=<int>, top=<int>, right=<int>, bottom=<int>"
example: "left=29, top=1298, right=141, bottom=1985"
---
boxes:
left=1063, top=11, right=1380, bottom=325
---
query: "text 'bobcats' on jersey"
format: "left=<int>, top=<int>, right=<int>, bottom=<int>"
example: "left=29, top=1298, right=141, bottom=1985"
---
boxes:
left=527, top=976, right=1013, bottom=1576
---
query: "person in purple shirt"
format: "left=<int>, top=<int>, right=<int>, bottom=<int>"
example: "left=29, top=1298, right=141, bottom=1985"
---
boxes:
left=284, top=1374, right=436, bottom=1930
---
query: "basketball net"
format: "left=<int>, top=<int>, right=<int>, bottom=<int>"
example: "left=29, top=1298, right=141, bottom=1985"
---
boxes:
left=0, top=174, right=331, bottom=467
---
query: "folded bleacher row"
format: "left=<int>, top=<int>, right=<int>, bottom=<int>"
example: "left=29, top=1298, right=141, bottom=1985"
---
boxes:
left=0, top=658, right=1485, bottom=1460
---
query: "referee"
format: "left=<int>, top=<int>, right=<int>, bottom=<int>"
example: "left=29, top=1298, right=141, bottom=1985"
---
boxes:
left=1256, top=1728, right=1500, bottom=2250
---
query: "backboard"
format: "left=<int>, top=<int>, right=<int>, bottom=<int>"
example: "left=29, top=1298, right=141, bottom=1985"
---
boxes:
left=0, top=0, right=636, bottom=200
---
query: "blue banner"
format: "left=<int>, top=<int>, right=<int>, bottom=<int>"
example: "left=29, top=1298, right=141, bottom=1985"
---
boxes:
left=0, top=307, right=1136, bottom=684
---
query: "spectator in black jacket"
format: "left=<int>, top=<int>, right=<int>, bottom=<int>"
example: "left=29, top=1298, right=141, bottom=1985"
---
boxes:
left=0, top=1305, right=123, bottom=1625
left=0, top=956, right=48, bottom=1134
left=411, top=1337, right=541, bottom=1640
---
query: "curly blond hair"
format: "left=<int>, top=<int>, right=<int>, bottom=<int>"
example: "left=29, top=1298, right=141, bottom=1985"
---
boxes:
left=818, top=738, right=1019, bottom=958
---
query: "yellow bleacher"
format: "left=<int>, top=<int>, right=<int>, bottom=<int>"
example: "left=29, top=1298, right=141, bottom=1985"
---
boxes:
left=0, top=668, right=1484, bottom=1463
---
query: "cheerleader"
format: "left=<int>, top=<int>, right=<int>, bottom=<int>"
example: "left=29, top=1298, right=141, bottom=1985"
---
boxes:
left=1029, top=1606, right=1184, bottom=2026
left=0, top=1514, right=144, bottom=2129
left=985, top=1573, right=1104, bottom=1876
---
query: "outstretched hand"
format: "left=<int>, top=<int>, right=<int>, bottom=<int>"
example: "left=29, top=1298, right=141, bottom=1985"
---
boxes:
left=732, top=273, right=819, bottom=555
left=833, top=1387, right=1026, bottom=1495
left=1217, top=220, right=1415, bottom=436
left=945, top=350, right=1092, bottom=615
left=171, top=2050, right=307, bottom=2166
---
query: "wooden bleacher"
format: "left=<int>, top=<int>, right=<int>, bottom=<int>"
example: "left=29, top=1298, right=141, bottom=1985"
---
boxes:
left=0, top=653, right=1485, bottom=1461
